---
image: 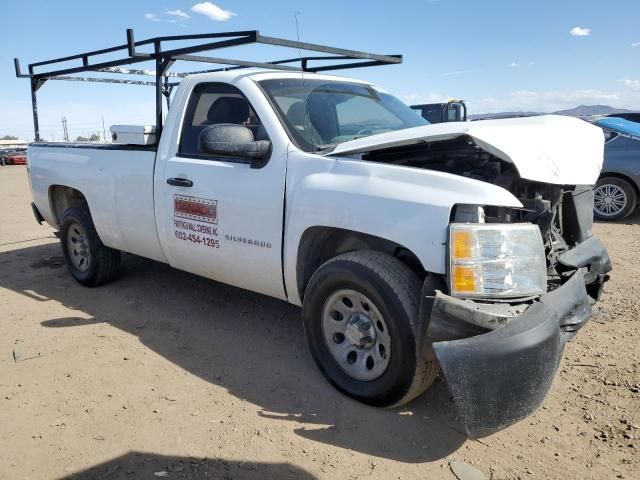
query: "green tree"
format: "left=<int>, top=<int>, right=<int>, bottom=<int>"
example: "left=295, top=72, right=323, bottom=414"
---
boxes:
left=75, top=133, right=101, bottom=142
left=1, top=135, right=19, bottom=140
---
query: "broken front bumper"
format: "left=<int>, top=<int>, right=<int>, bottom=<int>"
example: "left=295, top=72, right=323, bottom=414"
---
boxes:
left=424, top=236, right=611, bottom=438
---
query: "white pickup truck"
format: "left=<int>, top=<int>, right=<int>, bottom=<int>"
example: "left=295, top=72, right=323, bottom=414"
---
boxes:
left=19, top=30, right=611, bottom=438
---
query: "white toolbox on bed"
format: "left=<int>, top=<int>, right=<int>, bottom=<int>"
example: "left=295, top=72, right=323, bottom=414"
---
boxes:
left=110, top=125, right=157, bottom=145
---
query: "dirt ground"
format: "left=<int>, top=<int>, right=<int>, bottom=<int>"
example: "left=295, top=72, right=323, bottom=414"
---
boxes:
left=0, top=165, right=638, bottom=480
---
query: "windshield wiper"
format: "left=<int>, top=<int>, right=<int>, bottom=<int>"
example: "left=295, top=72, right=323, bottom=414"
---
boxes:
left=315, top=143, right=337, bottom=153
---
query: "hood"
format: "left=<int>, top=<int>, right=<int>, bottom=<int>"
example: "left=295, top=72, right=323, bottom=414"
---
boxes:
left=329, top=115, right=605, bottom=185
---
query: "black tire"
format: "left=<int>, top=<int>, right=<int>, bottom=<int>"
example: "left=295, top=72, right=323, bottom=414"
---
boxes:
left=60, top=205, right=121, bottom=287
left=302, top=250, right=439, bottom=407
left=594, top=177, right=637, bottom=221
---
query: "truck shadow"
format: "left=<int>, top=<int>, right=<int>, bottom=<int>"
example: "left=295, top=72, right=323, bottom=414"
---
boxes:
left=1, top=242, right=467, bottom=463
left=58, top=452, right=318, bottom=479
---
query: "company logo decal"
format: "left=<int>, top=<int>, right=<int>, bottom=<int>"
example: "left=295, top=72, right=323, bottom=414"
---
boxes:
left=174, top=195, right=217, bottom=224
left=173, top=195, right=220, bottom=249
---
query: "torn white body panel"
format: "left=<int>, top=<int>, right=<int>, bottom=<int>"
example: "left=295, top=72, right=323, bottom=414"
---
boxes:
left=329, top=115, right=605, bottom=186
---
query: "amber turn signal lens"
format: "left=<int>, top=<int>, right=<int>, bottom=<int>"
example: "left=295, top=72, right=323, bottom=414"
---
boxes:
left=451, top=230, right=473, bottom=260
left=452, top=265, right=476, bottom=293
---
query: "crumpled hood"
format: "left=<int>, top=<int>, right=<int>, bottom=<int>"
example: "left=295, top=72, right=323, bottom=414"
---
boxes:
left=328, top=115, right=605, bottom=185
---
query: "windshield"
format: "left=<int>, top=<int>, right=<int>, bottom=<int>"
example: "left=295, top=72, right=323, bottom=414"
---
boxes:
left=258, top=78, right=428, bottom=152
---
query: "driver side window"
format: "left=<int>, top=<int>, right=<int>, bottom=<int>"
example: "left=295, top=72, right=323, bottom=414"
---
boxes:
left=179, top=83, right=268, bottom=158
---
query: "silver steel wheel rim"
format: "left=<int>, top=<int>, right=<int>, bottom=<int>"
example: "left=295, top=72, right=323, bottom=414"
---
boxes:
left=321, top=289, right=391, bottom=381
left=67, top=222, right=91, bottom=273
left=594, top=184, right=627, bottom=217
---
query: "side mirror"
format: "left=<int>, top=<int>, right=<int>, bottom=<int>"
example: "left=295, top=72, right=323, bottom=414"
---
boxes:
left=198, top=124, right=271, bottom=165
left=446, top=102, right=467, bottom=122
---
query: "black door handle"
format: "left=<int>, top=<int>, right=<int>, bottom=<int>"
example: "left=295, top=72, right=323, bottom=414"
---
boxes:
left=167, top=177, right=193, bottom=187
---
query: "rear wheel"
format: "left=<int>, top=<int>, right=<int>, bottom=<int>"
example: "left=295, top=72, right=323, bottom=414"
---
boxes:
left=302, top=250, right=439, bottom=407
left=60, top=205, right=121, bottom=286
left=594, top=177, right=637, bottom=221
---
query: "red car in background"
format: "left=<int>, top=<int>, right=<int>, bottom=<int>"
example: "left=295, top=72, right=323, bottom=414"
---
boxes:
left=0, top=152, right=27, bottom=165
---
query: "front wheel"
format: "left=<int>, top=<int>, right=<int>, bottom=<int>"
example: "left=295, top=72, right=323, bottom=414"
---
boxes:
left=60, top=205, right=121, bottom=287
left=302, top=251, right=439, bottom=407
left=594, top=177, right=637, bottom=221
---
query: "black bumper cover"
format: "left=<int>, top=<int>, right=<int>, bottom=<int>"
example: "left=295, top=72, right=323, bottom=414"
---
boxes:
left=31, top=202, right=44, bottom=225
left=426, top=237, right=611, bottom=439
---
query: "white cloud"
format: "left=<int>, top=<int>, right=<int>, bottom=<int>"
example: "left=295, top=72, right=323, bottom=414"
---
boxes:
left=145, top=13, right=160, bottom=22
left=632, top=42, right=640, bottom=48
left=191, top=2, right=236, bottom=21
left=467, top=88, right=640, bottom=114
left=570, top=27, right=591, bottom=37
left=510, top=62, right=519, bottom=67
left=624, top=79, right=640, bottom=91
left=396, top=87, right=640, bottom=113
left=397, top=92, right=449, bottom=105
left=166, top=9, right=190, bottom=19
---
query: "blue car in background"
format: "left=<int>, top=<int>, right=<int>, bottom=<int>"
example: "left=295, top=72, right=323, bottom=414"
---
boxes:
left=593, top=116, right=640, bottom=221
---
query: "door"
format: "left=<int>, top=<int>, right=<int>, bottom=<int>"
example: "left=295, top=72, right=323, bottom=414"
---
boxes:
left=155, top=82, right=287, bottom=300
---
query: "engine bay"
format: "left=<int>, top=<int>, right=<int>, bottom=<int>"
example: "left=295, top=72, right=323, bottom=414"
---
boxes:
left=362, top=135, right=598, bottom=292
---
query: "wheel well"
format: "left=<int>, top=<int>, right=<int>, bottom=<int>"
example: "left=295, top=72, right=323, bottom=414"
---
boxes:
left=296, top=226, right=425, bottom=301
left=49, top=185, right=88, bottom=226
left=599, top=172, right=640, bottom=197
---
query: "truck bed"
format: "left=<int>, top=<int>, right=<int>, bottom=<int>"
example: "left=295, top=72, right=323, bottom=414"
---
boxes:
left=28, top=143, right=166, bottom=262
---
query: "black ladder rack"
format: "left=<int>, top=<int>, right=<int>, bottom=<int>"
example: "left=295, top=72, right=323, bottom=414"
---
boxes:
left=14, top=29, right=402, bottom=142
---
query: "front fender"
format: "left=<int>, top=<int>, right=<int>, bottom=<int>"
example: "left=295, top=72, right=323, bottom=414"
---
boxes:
left=283, top=150, right=522, bottom=305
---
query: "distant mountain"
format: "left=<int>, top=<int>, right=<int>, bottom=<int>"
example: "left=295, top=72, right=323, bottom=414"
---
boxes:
left=470, top=104, right=636, bottom=121
left=552, top=105, right=634, bottom=117
left=469, top=111, right=542, bottom=120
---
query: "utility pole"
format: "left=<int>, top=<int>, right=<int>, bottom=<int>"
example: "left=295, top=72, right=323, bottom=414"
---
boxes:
left=61, top=116, right=69, bottom=142
left=102, top=115, right=107, bottom=143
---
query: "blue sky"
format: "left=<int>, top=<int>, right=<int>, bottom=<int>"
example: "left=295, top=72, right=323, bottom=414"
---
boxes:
left=1, top=0, right=639, bottom=140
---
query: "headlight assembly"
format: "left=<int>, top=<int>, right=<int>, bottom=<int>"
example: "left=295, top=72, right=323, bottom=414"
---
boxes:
left=449, top=223, right=547, bottom=298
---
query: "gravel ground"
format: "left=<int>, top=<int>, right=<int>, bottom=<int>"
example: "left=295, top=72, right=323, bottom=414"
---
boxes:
left=0, top=165, right=638, bottom=480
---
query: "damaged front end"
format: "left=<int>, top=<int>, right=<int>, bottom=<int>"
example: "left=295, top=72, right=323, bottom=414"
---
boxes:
left=331, top=117, right=610, bottom=437
left=423, top=182, right=612, bottom=439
